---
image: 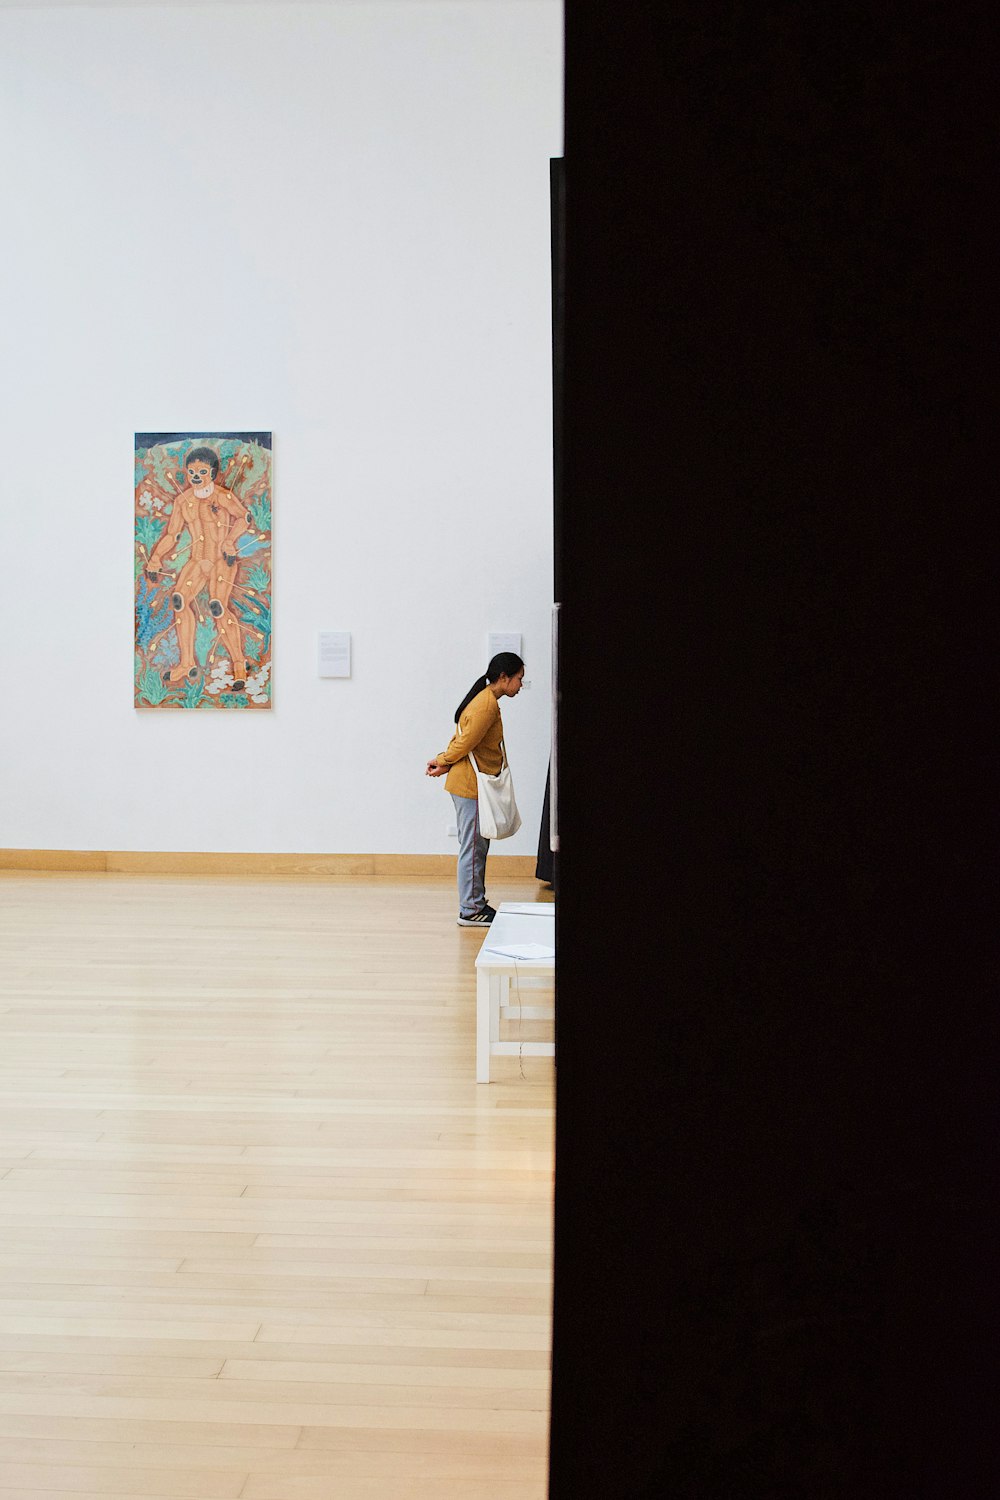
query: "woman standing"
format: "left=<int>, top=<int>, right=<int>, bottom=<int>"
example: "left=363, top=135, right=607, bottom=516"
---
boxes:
left=426, top=652, right=525, bottom=926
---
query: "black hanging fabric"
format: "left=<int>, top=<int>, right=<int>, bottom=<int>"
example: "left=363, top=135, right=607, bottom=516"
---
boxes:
left=535, top=762, right=554, bottom=886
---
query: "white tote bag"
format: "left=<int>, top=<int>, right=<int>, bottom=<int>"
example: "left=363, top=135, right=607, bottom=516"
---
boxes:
left=468, top=743, right=522, bottom=840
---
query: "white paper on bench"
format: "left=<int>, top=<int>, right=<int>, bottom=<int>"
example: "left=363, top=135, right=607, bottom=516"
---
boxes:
left=487, top=942, right=556, bottom=960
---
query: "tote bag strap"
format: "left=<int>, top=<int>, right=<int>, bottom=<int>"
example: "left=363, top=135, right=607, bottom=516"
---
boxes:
left=468, top=741, right=507, bottom=778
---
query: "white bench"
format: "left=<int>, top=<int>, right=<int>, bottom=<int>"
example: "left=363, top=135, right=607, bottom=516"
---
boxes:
left=475, top=902, right=555, bottom=1082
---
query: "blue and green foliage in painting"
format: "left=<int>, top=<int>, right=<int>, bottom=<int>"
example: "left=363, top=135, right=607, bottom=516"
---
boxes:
left=250, top=496, right=271, bottom=533
left=136, top=665, right=171, bottom=707
left=232, top=590, right=271, bottom=658
left=133, top=431, right=273, bottom=711
left=194, top=617, right=216, bottom=669
left=151, top=631, right=180, bottom=672
left=181, top=675, right=205, bottom=710
left=135, top=515, right=165, bottom=555
left=134, top=575, right=174, bottom=653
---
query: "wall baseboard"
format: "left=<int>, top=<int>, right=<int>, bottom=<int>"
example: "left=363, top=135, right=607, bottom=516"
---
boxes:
left=0, top=849, right=541, bottom=878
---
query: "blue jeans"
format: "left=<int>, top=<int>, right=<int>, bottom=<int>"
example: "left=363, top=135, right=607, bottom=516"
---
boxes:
left=451, top=793, right=489, bottom=917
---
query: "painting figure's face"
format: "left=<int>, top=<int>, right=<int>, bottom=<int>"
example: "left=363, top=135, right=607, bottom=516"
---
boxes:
left=186, top=459, right=215, bottom=492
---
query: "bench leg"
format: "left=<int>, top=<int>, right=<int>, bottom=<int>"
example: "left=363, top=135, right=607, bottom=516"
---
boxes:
left=476, top=969, right=491, bottom=1082
left=476, top=970, right=503, bottom=1083
left=490, top=974, right=501, bottom=1051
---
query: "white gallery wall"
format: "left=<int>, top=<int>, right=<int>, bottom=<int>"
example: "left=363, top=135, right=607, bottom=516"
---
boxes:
left=0, top=0, right=562, bottom=855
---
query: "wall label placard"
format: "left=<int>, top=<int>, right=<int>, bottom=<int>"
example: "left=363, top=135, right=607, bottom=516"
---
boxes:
left=318, top=632, right=352, bottom=678
left=488, top=631, right=522, bottom=658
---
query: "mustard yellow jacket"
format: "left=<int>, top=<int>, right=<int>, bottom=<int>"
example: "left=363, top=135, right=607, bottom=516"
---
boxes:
left=436, top=688, right=505, bottom=800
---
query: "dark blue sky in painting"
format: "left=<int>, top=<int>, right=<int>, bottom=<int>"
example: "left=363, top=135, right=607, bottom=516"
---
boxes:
left=135, top=432, right=272, bottom=450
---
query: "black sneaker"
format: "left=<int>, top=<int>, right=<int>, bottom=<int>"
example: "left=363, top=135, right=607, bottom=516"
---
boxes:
left=457, top=906, right=495, bottom=927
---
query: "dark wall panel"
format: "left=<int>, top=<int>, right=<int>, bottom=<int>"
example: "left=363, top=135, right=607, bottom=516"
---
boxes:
left=550, top=5, right=996, bottom=1496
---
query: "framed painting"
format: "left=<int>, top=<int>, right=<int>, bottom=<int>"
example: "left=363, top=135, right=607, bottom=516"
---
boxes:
left=134, top=431, right=272, bottom=710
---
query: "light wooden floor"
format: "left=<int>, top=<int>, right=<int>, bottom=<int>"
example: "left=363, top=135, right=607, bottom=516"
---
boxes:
left=0, top=873, right=555, bottom=1500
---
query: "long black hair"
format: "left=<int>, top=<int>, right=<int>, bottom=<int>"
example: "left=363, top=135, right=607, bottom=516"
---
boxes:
left=454, top=652, right=524, bottom=722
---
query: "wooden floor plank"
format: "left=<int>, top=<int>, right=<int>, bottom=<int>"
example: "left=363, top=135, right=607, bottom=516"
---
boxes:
left=0, top=874, right=554, bottom=1496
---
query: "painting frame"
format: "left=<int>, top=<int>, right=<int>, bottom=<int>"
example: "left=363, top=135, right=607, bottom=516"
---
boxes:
left=134, top=431, right=272, bottom=711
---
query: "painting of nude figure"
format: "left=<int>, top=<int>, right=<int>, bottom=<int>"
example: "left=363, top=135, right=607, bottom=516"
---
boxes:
left=134, top=431, right=272, bottom=710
